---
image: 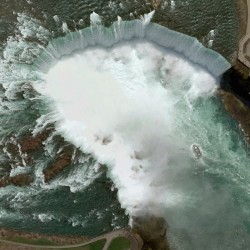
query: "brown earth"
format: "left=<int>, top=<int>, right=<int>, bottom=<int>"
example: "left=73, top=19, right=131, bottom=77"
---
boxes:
left=132, top=215, right=170, bottom=250
left=0, top=228, right=89, bottom=248
left=20, top=128, right=54, bottom=153
left=0, top=174, right=33, bottom=188
left=43, top=145, right=74, bottom=183
left=218, top=89, right=250, bottom=144
left=10, top=174, right=33, bottom=186
left=150, top=0, right=161, bottom=9
left=0, top=177, right=9, bottom=188
left=0, top=126, right=81, bottom=187
left=0, top=127, right=55, bottom=188
left=9, top=174, right=33, bottom=186
left=0, top=243, right=32, bottom=250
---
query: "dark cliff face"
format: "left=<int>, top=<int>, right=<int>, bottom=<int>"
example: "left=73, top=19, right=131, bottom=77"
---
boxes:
left=219, top=66, right=250, bottom=145
left=132, top=215, right=170, bottom=250
left=220, top=66, right=250, bottom=106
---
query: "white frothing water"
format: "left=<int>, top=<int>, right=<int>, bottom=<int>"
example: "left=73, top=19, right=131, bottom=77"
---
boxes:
left=90, top=12, right=103, bottom=26
left=36, top=40, right=219, bottom=217
left=30, top=12, right=250, bottom=249
left=33, top=12, right=231, bottom=217
left=1, top=10, right=250, bottom=249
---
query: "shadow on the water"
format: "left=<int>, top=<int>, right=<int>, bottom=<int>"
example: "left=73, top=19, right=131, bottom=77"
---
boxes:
left=219, top=65, right=250, bottom=145
left=220, top=66, right=250, bottom=107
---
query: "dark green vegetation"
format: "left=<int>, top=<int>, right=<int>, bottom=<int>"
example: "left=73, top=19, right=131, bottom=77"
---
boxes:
left=62, top=239, right=107, bottom=250
left=107, top=237, right=130, bottom=250
left=0, top=238, right=107, bottom=250
left=4, top=236, right=56, bottom=246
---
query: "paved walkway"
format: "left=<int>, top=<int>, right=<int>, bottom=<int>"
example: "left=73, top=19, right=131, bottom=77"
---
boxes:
left=0, top=229, right=143, bottom=250
left=238, top=0, right=250, bottom=70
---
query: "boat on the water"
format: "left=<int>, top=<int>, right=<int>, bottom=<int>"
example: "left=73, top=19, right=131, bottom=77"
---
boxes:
left=192, top=144, right=202, bottom=159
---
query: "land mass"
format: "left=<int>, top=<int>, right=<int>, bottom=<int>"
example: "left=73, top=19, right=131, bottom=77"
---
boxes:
left=219, top=0, right=250, bottom=146
left=0, top=228, right=143, bottom=250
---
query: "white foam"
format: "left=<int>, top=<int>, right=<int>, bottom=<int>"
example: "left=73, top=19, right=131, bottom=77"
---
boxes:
left=62, top=22, right=69, bottom=33
left=34, top=18, right=230, bottom=77
left=208, top=39, right=213, bottom=48
left=53, top=15, right=61, bottom=25
left=32, top=15, right=231, bottom=220
left=141, top=10, right=155, bottom=25
left=0, top=11, right=249, bottom=250
left=207, top=29, right=216, bottom=48
left=90, top=12, right=102, bottom=26
left=10, top=166, right=30, bottom=177
left=35, top=40, right=218, bottom=217
left=170, top=0, right=176, bottom=10
left=17, top=13, right=50, bottom=42
left=33, top=213, right=55, bottom=223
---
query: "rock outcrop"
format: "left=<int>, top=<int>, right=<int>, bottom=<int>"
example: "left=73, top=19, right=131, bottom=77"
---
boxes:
left=132, top=215, right=170, bottom=250
left=0, top=174, right=33, bottom=187
left=20, top=128, right=54, bottom=153
left=219, top=90, right=250, bottom=144
left=43, top=145, right=74, bottom=183
left=220, top=66, right=250, bottom=145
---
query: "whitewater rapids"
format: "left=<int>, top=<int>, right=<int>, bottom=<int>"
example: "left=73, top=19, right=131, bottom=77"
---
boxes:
left=36, top=39, right=219, bottom=216
left=1, top=11, right=250, bottom=249
left=33, top=12, right=229, bottom=217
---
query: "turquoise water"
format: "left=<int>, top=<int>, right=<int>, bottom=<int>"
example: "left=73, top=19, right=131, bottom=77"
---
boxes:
left=0, top=0, right=238, bottom=59
left=0, top=1, right=248, bottom=250
left=0, top=175, right=128, bottom=236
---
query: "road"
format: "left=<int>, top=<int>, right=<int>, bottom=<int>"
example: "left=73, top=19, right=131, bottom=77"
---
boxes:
left=238, top=0, right=250, bottom=69
left=0, top=229, right=143, bottom=250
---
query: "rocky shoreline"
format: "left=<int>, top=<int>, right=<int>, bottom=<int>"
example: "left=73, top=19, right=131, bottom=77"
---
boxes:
left=0, top=215, right=169, bottom=250
left=218, top=89, right=250, bottom=144
left=220, top=66, right=250, bottom=146
left=0, top=2, right=248, bottom=249
left=132, top=215, right=170, bottom=250
left=0, top=227, right=89, bottom=249
left=217, top=0, right=250, bottom=146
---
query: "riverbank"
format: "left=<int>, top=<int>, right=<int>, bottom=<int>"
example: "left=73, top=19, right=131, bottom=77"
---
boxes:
left=219, top=65, right=250, bottom=146
left=132, top=215, right=170, bottom=250
left=0, top=228, right=90, bottom=247
left=0, top=216, right=170, bottom=250
left=0, top=227, right=143, bottom=250
left=218, top=89, right=250, bottom=145
left=219, top=0, right=250, bottom=146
